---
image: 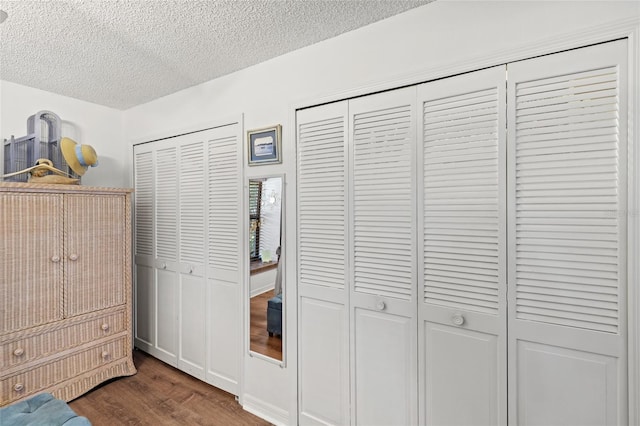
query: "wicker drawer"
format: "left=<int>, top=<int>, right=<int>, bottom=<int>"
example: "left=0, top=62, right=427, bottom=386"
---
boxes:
left=0, top=309, right=127, bottom=369
left=1, top=336, right=128, bottom=405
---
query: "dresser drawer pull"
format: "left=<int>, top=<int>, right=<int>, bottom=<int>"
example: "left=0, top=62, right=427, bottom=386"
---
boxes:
left=69, top=254, right=79, bottom=261
left=51, top=255, right=61, bottom=263
left=101, top=323, right=110, bottom=331
left=101, top=351, right=110, bottom=360
left=13, top=348, right=25, bottom=357
left=14, top=383, right=24, bottom=392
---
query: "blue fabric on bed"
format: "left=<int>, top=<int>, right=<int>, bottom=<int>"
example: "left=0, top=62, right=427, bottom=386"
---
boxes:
left=0, top=393, right=91, bottom=426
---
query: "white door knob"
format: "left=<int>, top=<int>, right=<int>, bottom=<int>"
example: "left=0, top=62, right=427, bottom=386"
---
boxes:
left=451, top=314, right=465, bottom=326
left=376, top=301, right=386, bottom=311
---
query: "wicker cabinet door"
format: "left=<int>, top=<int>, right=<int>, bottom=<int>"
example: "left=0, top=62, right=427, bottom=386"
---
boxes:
left=64, top=194, right=127, bottom=317
left=0, top=193, right=63, bottom=333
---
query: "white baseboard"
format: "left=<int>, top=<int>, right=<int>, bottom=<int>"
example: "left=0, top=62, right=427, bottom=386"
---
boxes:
left=242, top=393, right=290, bottom=426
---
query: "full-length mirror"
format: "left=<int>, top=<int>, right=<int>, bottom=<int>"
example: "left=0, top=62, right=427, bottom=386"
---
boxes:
left=248, top=176, right=284, bottom=362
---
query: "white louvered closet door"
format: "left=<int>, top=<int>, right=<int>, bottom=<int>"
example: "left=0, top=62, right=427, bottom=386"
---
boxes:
left=205, top=124, right=242, bottom=395
left=178, top=134, right=206, bottom=379
left=507, top=40, right=628, bottom=425
left=418, top=66, right=507, bottom=425
left=133, top=145, right=156, bottom=353
left=153, top=141, right=180, bottom=365
left=349, top=87, right=418, bottom=426
left=297, top=101, right=350, bottom=426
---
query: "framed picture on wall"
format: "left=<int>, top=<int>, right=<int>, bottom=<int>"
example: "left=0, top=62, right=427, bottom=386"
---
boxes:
left=248, top=125, right=282, bottom=165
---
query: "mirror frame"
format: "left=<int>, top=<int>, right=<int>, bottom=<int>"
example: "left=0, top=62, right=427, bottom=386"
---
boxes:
left=246, top=173, right=286, bottom=366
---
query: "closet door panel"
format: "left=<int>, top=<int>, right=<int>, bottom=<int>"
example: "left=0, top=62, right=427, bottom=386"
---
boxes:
left=349, top=87, right=417, bottom=425
left=155, top=146, right=179, bottom=264
left=207, top=278, right=240, bottom=394
left=134, top=147, right=155, bottom=349
left=178, top=136, right=206, bottom=378
left=507, top=40, right=628, bottom=425
left=418, top=66, right=507, bottom=425
left=156, top=267, right=178, bottom=364
left=354, top=309, right=413, bottom=426
left=153, top=144, right=179, bottom=364
left=299, top=297, right=349, bottom=426
left=515, top=340, right=617, bottom=426
left=207, top=128, right=242, bottom=278
left=424, top=323, right=499, bottom=426
left=179, top=273, right=206, bottom=379
left=205, top=124, right=242, bottom=395
left=297, top=102, right=350, bottom=426
left=134, top=264, right=155, bottom=346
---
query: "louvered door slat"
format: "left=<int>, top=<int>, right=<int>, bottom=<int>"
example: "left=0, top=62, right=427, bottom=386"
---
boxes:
left=299, top=115, right=346, bottom=290
left=513, top=64, right=622, bottom=332
left=422, top=85, right=501, bottom=313
left=352, top=102, right=413, bottom=300
left=134, top=151, right=153, bottom=256
left=208, top=133, right=240, bottom=271
left=179, top=141, right=205, bottom=264
left=156, top=147, right=178, bottom=260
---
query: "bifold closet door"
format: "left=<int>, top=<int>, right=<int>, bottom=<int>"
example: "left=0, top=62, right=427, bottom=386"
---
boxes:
left=349, top=87, right=418, bottom=426
left=417, top=66, right=507, bottom=425
left=205, top=125, right=242, bottom=395
left=134, top=141, right=179, bottom=366
left=507, top=40, right=628, bottom=425
left=134, top=124, right=242, bottom=395
left=297, top=101, right=350, bottom=426
left=177, top=133, right=206, bottom=380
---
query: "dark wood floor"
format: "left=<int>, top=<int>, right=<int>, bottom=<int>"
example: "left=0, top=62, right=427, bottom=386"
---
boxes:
left=250, top=290, right=282, bottom=361
left=69, top=350, right=271, bottom=426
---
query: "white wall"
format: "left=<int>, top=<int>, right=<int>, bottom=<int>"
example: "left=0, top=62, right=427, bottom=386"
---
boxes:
left=123, top=2, right=639, bottom=424
left=0, top=80, right=127, bottom=188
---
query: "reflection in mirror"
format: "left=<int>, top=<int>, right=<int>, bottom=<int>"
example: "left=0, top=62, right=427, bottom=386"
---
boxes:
left=249, top=176, right=283, bottom=362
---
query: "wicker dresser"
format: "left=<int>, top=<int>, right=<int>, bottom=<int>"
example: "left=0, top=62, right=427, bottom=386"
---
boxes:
left=0, top=182, right=136, bottom=406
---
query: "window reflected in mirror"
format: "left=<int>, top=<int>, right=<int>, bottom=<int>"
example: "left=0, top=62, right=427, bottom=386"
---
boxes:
left=249, top=176, right=283, bottom=362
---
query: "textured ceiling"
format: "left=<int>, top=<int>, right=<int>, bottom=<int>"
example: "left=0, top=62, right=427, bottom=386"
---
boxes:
left=0, top=0, right=430, bottom=110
